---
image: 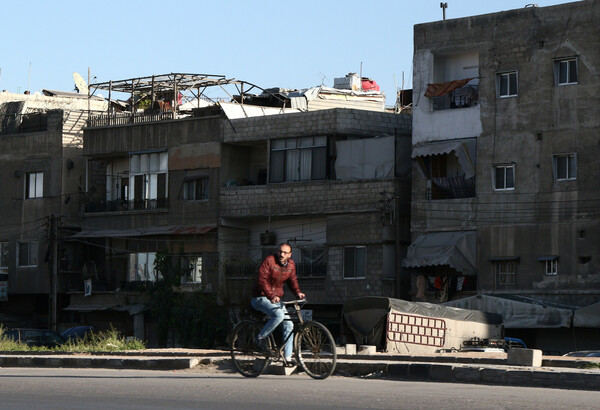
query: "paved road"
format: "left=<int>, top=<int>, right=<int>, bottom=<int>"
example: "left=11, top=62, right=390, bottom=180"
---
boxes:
left=1, top=367, right=599, bottom=409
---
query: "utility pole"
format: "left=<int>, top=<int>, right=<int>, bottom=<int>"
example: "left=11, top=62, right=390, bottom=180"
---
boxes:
left=441, top=2, right=448, bottom=20
left=46, top=215, right=59, bottom=332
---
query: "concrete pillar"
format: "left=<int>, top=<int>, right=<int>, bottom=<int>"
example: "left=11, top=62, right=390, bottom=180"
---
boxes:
left=133, top=313, right=144, bottom=341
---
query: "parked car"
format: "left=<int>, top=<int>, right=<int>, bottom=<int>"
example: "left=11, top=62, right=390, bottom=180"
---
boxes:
left=3, top=328, right=66, bottom=348
left=563, top=350, right=600, bottom=357
left=61, top=326, right=94, bottom=341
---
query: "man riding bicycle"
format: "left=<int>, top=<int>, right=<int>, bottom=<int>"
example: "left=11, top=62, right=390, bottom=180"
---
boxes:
left=251, top=243, right=305, bottom=366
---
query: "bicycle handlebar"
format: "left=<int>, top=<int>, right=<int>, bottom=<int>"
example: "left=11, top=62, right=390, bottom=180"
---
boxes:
left=283, top=299, right=306, bottom=305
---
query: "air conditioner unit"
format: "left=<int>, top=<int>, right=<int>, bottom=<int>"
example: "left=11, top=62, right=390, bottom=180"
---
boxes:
left=260, top=231, right=276, bottom=246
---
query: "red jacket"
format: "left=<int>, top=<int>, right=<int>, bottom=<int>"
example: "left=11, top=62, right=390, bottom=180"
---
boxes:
left=252, top=255, right=302, bottom=300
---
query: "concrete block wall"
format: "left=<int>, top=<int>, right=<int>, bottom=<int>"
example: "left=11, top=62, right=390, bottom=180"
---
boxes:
left=220, top=179, right=396, bottom=217
left=223, top=109, right=411, bottom=143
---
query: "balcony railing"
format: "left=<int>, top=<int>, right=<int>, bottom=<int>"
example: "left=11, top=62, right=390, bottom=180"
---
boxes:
left=85, top=198, right=168, bottom=213
left=426, top=176, right=476, bottom=200
left=224, top=262, right=326, bottom=279
left=87, top=111, right=175, bottom=128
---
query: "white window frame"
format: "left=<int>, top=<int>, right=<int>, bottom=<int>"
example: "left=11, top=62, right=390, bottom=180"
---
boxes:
left=17, top=241, right=38, bottom=268
left=492, top=164, right=515, bottom=191
left=554, top=57, right=578, bottom=85
left=25, top=171, right=44, bottom=199
left=545, top=259, right=558, bottom=275
left=182, top=256, right=204, bottom=284
left=129, top=152, right=168, bottom=202
left=0, top=241, right=8, bottom=274
left=497, top=71, right=518, bottom=98
left=552, top=153, right=577, bottom=181
left=495, top=261, right=516, bottom=286
left=343, top=246, right=367, bottom=279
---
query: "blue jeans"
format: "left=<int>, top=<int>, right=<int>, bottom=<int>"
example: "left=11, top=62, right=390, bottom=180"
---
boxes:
left=251, top=296, right=294, bottom=359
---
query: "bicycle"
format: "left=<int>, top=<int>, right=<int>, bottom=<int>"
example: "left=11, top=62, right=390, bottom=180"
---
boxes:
left=230, top=299, right=337, bottom=380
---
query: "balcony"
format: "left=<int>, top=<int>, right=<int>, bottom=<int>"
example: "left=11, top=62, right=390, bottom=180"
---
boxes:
left=224, top=262, right=328, bottom=304
left=84, top=198, right=168, bottom=213
left=432, top=84, right=478, bottom=111
left=220, top=179, right=395, bottom=218
left=426, top=176, right=476, bottom=200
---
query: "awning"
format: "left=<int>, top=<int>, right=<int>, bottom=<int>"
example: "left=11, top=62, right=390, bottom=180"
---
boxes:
left=402, top=231, right=477, bottom=276
left=574, top=301, right=600, bottom=328
left=443, top=294, right=575, bottom=328
left=424, top=78, right=473, bottom=98
left=63, top=303, right=112, bottom=312
left=537, top=256, right=559, bottom=261
left=412, top=139, right=476, bottom=179
left=63, top=303, right=148, bottom=316
left=71, top=224, right=216, bottom=238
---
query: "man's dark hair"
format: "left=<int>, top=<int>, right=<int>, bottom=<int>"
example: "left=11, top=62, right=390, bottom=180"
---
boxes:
left=277, top=243, right=292, bottom=252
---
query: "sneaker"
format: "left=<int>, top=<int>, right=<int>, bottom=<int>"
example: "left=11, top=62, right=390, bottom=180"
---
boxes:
left=284, top=357, right=297, bottom=367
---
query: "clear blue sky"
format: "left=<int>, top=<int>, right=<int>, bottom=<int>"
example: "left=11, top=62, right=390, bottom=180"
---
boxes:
left=1, top=0, right=572, bottom=105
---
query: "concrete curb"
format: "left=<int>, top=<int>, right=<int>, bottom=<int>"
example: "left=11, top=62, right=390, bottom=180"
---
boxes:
left=1, top=352, right=599, bottom=390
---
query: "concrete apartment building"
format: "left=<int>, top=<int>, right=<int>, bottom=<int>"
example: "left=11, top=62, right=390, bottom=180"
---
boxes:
left=66, top=74, right=412, bottom=344
left=405, top=0, right=600, bottom=352
left=0, top=90, right=107, bottom=329
left=220, top=108, right=412, bottom=331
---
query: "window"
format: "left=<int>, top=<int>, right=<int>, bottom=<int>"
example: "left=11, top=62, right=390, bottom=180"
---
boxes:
left=0, top=242, right=8, bottom=274
left=545, top=259, right=558, bottom=275
left=127, top=252, right=158, bottom=282
left=494, top=260, right=516, bottom=286
left=554, top=57, right=578, bottom=85
left=129, top=152, right=168, bottom=208
left=492, top=164, right=515, bottom=190
left=25, top=172, right=43, bottom=199
left=553, top=154, right=577, bottom=181
left=181, top=254, right=217, bottom=285
left=343, top=246, right=366, bottom=279
left=183, top=177, right=209, bottom=201
left=538, top=256, right=558, bottom=275
left=296, top=247, right=326, bottom=278
left=269, top=136, right=327, bottom=183
left=183, top=256, right=203, bottom=284
left=17, top=241, right=38, bottom=267
left=497, top=71, right=518, bottom=97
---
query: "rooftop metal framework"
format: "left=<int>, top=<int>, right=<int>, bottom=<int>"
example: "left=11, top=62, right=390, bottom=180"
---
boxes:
left=89, top=72, right=273, bottom=110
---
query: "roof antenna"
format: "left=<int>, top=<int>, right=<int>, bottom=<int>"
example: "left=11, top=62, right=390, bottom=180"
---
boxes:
left=27, top=62, right=31, bottom=94
left=318, top=72, right=328, bottom=86
left=440, top=2, right=448, bottom=20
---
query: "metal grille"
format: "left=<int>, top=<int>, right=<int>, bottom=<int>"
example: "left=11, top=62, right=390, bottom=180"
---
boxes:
left=386, top=312, right=446, bottom=347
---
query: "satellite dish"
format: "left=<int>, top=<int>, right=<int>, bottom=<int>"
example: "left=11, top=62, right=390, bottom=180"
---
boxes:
left=73, top=72, right=88, bottom=95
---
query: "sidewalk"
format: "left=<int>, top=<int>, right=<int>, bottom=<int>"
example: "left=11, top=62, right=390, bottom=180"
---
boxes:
left=1, top=349, right=599, bottom=390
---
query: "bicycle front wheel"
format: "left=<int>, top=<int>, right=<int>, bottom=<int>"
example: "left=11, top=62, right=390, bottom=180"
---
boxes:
left=230, top=320, right=271, bottom=377
left=296, top=321, right=337, bottom=379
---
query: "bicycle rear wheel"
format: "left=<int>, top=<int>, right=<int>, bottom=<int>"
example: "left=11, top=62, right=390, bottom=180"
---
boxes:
left=296, top=321, right=337, bottom=379
left=230, top=320, right=271, bottom=377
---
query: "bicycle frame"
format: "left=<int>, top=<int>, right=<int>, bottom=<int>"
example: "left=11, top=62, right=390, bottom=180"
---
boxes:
left=263, top=299, right=306, bottom=366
